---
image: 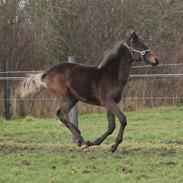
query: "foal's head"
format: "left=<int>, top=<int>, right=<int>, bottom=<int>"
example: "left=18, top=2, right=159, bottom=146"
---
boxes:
left=125, top=31, right=159, bottom=66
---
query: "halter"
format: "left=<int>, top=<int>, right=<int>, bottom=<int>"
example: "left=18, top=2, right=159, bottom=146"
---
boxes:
left=124, top=42, right=151, bottom=64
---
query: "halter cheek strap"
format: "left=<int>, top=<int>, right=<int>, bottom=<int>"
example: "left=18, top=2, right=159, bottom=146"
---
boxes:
left=124, top=42, right=151, bottom=64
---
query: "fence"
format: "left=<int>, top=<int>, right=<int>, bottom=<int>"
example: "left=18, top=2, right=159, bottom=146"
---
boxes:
left=1, top=73, right=183, bottom=80
left=0, top=62, right=183, bottom=119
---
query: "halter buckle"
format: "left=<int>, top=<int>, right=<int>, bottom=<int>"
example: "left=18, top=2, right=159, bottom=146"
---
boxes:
left=141, top=51, right=145, bottom=56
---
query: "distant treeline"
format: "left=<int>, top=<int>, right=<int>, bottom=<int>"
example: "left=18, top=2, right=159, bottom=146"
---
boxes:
left=0, top=0, right=183, bottom=117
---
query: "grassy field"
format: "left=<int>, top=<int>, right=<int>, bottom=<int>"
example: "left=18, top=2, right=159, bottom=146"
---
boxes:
left=0, top=106, right=182, bottom=183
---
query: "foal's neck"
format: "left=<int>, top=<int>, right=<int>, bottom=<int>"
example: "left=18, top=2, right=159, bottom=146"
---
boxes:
left=117, top=46, right=133, bottom=84
left=100, top=43, right=133, bottom=84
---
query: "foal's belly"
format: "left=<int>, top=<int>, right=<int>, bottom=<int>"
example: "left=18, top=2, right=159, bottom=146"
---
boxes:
left=71, top=89, right=101, bottom=106
left=79, top=97, right=101, bottom=106
left=67, top=83, right=101, bottom=106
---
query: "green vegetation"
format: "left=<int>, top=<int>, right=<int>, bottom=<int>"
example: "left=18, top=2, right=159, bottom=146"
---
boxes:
left=0, top=106, right=182, bottom=183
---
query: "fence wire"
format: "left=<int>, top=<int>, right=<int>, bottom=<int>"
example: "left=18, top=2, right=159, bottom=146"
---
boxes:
left=0, top=97, right=183, bottom=101
left=0, top=63, right=183, bottom=102
left=0, top=63, right=183, bottom=74
left=0, top=73, right=183, bottom=80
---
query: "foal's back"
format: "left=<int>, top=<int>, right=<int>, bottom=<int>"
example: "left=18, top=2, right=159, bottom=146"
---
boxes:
left=44, top=63, right=103, bottom=105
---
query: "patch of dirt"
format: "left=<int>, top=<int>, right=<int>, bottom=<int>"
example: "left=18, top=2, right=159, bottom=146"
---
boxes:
left=0, top=144, right=42, bottom=153
left=122, top=147, right=141, bottom=155
left=115, top=147, right=163, bottom=156
left=62, top=160, right=71, bottom=165
left=164, top=140, right=183, bottom=145
left=136, top=174, right=149, bottom=180
left=21, top=160, right=31, bottom=166
left=87, top=165, right=97, bottom=170
left=122, top=165, right=133, bottom=174
left=0, top=143, right=180, bottom=157
left=160, top=148, right=177, bottom=156
left=113, top=145, right=180, bottom=158
left=89, top=156, right=97, bottom=160
left=82, top=170, right=91, bottom=174
left=159, top=161, right=178, bottom=166
left=82, top=165, right=97, bottom=174
left=0, top=143, right=79, bottom=154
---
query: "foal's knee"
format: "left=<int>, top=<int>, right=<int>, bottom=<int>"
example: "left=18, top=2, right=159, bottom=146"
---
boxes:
left=56, top=109, right=67, bottom=124
left=120, top=115, right=127, bottom=127
left=107, top=124, right=116, bottom=135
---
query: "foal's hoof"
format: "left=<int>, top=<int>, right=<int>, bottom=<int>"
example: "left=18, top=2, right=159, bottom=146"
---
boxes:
left=81, top=143, right=89, bottom=149
left=80, top=143, right=90, bottom=152
left=85, top=141, right=92, bottom=146
left=110, top=144, right=117, bottom=153
left=76, top=139, right=83, bottom=147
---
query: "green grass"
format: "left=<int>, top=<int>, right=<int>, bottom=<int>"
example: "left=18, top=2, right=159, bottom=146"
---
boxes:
left=0, top=106, right=183, bottom=183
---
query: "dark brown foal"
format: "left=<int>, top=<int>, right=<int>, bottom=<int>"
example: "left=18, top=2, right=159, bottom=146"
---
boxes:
left=19, top=31, right=159, bottom=152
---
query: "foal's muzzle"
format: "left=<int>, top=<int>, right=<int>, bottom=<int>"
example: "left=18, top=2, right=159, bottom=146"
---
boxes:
left=144, top=52, right=159, bottom=66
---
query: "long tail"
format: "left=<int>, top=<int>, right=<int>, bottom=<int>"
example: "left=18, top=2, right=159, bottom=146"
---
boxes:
left=18, top=72, right=47, bottom=98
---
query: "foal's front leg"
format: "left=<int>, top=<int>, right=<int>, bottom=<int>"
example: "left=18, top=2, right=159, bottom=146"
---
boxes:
left=85, top=111, right=116, bottom=147
left=105, top=99, right=127, bottom=152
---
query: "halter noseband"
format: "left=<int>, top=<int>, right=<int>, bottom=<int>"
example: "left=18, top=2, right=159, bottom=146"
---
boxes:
left=124, top=42, right=151, bottom=64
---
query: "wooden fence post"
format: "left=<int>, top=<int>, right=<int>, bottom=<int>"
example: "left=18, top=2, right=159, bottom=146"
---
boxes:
left=4, top=57, right=11, bottom=120
left=68, top=56, right=79, bottom=142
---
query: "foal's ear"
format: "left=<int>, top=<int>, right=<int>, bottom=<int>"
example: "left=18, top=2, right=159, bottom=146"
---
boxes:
left=131, top=32, right=139, bottom=42
left=126, top=29, right=139, bottom=43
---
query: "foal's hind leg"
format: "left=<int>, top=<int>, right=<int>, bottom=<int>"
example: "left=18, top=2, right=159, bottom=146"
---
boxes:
left=85, top=111, right=115, bottom=147
left=56, top=97, right=84, bottom=147
left=105, top=99, right=127, bottom=152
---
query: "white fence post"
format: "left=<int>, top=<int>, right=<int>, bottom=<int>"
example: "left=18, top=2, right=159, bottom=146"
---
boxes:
left=68, top=56, right=79, bottom=143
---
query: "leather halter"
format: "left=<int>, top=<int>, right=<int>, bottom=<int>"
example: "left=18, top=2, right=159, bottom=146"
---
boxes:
left=124, top=42, right=151, bottom=64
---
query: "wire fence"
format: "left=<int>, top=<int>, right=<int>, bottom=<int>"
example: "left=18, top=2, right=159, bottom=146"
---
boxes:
left=1, top=74, right=183, bottom=80
left=0, top=63, right=183, bottom=74
left=131, top=63, right=183, bottom=69
left=0, top=77, right=25, bottom=80
left=130, top=73, right=183, bottom=78
left=0, top=63, right=183, bottom=102
left=0, top=97, right=183, bottom=101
